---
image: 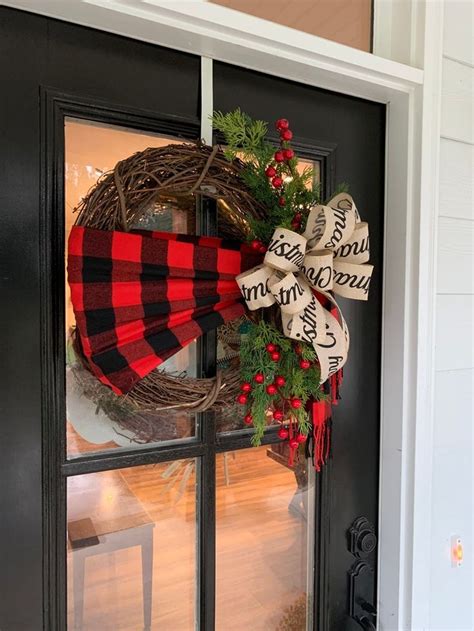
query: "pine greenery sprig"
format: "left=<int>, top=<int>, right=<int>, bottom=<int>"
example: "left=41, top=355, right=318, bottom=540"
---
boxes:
left=240, top=320, right=325, bottom=445
left=211, top=110, right=336, bottom=449
left=211, top=108, right=269, bottom=162
left=212, top=110, right=321, bottom=244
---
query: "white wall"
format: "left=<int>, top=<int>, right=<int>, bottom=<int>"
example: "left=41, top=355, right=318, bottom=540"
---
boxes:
left=431, top=2, right=473, bottom=629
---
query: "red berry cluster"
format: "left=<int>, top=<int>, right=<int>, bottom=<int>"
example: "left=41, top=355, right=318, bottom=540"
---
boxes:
left=291, top=211, right=303, bottom=232
left=264, top=118, right=296, bottom=209
left=237, top=340, right=313, bottom=444
left=250, top=239, right=267, bottom=254
left=265, top=342, right=280, bottom=362
left=277, top=425, right=307, bottom=449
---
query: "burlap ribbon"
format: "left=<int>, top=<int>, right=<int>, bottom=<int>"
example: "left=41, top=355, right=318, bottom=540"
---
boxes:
left=236, top=193, right=373, bottom=384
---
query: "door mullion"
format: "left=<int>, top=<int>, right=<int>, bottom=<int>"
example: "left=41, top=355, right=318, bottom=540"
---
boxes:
left=197, top=410, right=217, bottom=631
left=196, top=196, right=218, bottom=631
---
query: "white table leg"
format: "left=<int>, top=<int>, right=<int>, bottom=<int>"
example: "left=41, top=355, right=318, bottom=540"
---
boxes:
left=141, top=527, right=154, bottom=631
left=73, top=550, right=85, bottom=630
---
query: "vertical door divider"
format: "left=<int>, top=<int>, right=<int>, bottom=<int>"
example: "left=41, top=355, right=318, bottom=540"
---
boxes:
left=196, top=193, right=218, bottom=631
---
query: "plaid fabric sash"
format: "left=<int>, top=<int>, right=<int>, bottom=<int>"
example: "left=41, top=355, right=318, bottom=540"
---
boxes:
left=68, top=226, right=261, bottom=394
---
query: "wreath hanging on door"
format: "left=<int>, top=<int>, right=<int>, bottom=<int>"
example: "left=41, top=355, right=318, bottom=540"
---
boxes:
left=68, top=110, right=374, bottom=469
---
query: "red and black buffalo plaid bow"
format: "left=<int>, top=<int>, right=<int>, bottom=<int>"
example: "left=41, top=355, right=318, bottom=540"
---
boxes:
left=68, top=226, right=261, bottom=394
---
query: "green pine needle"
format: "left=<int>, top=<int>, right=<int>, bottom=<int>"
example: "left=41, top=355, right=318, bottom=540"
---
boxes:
left=239, top=320, right=325, bottom=445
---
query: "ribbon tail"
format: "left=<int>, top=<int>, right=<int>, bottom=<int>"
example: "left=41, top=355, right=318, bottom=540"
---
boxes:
left=288, top=417, right=296, bottom=468
left=311, top=399, right=332, bottom=472
left=330, top=368, right=343, bottom=404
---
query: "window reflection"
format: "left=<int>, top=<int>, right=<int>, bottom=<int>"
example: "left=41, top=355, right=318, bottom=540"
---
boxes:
left=67, top=461, right=197, bottom=630
left=216, top=446, right=313, bottom=630
left=65, top=118, right=197, bottom=457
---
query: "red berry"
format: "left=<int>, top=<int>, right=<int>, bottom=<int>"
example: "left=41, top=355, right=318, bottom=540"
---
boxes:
left=272, top=176, right=283, bottom=188
left=296, top=433, right=307, bottom=443
left=274, top=150, right=285, bottom=163
left=274, top=375, right=286, bottom=387
left=259, top=245, right=267, bottom=254
left=290, top=398, right=302, bottom=409
left=281, top=129, right=293, bottom=141
left=278, top=196, right=286, bottom=206
left=265, top=165, right=276, bottom=178
left=244, top=414, right=253, bottom=425
left=271, top=351, right=281, bottom=362
left=254, top=373, right=265, bottom=384
left=237, top=393, right=248, bottom=405
left=266, top=343, right=276, bottom=353
left=273, top=409, right=284, bottom=421
left=278, top=426, right=289, bottom=440
left=250, top=239, right=261, bottom=250
left=276, top=118, right=290, bottom=131
left=240, top=382, right=252, bottom=393
left=299, top=359, right=311, bottom=370
left=284, top=149, right=295, bottom=160
left=294, top=344, right=302, bottom=355
left=289, top=438, right=300, bottom=449
left=266, top=384, right=278, bottom=396
left=294, top=212, right=302, bottom=222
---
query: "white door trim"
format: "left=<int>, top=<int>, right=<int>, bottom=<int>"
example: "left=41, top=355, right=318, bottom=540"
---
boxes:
left=2, top=1, right=439, bottom=628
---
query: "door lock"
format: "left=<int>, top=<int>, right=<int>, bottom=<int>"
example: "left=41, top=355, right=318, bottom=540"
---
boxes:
left=348, top=516, right=377, bottom=558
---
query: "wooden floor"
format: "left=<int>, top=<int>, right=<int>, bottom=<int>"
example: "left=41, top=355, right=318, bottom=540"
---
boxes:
left=67, top=446, right=311, bottom=630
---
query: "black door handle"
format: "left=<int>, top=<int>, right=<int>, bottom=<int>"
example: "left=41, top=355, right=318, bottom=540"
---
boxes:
left=348, top=561, right=377, bottom=629
left=357, top=614, right=376, bottom=630
left=360, top=600, right=377, bottom=616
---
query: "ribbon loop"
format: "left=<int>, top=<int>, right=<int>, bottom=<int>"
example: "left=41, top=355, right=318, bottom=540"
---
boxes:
left=236, top=193, right=373, bottom=385
left=264, top=228, right=306, bottom=272
left=269, top=273, right=312, bottom=314
left=334, top=221, right=370, bottom=264
left=301, top=249, right=333, bottom=291
left=235, top=265, right=275, bottom=310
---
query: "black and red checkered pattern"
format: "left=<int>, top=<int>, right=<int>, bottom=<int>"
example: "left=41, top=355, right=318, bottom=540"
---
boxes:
left=68, top=226, right=261, bottom=394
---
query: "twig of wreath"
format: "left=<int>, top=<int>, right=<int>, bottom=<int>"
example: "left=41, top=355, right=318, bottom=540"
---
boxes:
left=69, top=141, right=267, bottom=439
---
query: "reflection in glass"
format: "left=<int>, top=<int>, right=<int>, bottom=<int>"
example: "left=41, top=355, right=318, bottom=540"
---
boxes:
left=216, top=446, right=313, bottom=630
left=67, top=461, right=196, bottom=630
left=65, top=119, right=198, bottom=457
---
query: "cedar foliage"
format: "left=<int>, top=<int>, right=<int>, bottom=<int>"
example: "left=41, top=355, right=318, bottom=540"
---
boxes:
left=212, top=109, right=332, bottom=442
left=239, top=320, right=324, bottom=443
left=212, top=108, right=321, bottom=243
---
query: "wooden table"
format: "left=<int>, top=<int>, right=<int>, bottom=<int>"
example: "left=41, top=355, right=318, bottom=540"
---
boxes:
left=68, top=470, right=155, bottom=630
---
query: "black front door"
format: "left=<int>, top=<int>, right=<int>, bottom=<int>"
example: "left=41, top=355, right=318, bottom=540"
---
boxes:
left=0, top=8, right=384, bottom=631
left=213, top=63, right=384, bottom=630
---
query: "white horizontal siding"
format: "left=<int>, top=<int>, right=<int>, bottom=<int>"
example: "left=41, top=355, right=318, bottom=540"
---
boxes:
left=437, top=216, right=474, bottom=294
left=430, top=369, right=473, bottom=630
left=430, top=3, right=473, bottom=629
left=441, top=58, right=474, bottom=144
left=439, top=138, right=474, bottom=221
left=430, top=441, right=473, bottom=630
left=433, top=368, right=474, bottom=448
left=443, top=0, right=474, bottom=66
left=435, top=294, right=474, bottom=371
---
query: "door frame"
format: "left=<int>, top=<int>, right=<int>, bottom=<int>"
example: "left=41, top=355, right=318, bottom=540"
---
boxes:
left=3, top=2, right=443, bottom=629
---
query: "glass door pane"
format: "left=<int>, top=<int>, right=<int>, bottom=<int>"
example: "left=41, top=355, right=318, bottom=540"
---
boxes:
left=67, top=460, right=197, bottom=630
left=216, top=446, right=314, bottom=630
left=65, top=118, right=199, bottom=457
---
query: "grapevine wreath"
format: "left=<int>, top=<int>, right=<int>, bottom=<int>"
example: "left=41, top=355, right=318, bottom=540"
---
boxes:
left=67, top=110, right=374, bottom=468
